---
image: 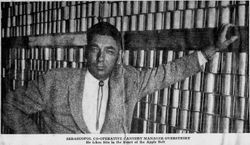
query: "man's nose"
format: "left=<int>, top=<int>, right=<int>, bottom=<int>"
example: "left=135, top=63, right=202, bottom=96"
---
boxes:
left=97, top=50, right=105, bottom=62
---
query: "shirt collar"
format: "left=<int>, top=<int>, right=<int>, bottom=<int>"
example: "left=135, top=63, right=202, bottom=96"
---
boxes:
left=86, top=69, right=109, bottom=85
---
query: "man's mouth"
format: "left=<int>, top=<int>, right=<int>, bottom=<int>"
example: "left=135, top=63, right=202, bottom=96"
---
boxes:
left=96, top=65, right=105, bottom=70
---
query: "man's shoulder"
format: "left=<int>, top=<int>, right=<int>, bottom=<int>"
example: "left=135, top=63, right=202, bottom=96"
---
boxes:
left=122, top=65, right=140, bottom=78
left=44, top=68, right=85, bottom=79
left=123, top=65, right=138, bottom=73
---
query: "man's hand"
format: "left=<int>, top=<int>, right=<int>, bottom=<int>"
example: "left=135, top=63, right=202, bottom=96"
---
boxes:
left=202, top=24, right=238, bottom=60
left=216, top=24, right=238, bottom=50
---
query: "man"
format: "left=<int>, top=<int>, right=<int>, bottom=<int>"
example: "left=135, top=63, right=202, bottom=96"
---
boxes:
left=2, top=22, right=238, bottom=133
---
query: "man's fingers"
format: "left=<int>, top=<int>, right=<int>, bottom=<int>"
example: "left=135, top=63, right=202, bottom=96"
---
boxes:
left=220, top=23, right=233, bottom=38
left=218, top=24, right=227, bottom=41
left=224, top=36, right=238, bottom=46
left=218, top=23, right=227, bottom=33
left=230, top=36, right=238, bottom=42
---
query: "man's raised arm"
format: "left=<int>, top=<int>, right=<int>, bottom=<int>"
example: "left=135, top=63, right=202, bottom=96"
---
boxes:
left=137, top=24, right=238, bottom=98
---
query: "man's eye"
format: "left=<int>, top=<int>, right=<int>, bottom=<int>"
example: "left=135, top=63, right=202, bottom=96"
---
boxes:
left=106, top=49, right=115, bottom=54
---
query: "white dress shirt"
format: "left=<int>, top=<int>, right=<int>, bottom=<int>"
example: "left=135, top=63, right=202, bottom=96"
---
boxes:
left=82, top=70, right=109, bottom=133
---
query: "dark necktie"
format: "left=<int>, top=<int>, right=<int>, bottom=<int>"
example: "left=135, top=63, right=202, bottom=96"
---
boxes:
left=96, top=80, right=104, bottom=130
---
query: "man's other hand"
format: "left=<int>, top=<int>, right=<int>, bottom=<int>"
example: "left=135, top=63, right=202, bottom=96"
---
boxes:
left=216, top=23, right=238, bottom=50
left=202, top=24, right=238, bottom=60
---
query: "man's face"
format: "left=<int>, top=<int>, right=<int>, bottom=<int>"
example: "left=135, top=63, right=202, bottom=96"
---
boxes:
left=87, top=34, right=120, bottom=80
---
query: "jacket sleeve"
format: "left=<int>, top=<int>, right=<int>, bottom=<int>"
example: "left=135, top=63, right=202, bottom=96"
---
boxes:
left=2, top=70, right=54, bottom=133
left=137, top=52, right=203, bottom=98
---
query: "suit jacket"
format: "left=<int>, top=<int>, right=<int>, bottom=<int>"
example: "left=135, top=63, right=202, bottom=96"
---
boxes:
left=2, top=52, right=202, bottom=133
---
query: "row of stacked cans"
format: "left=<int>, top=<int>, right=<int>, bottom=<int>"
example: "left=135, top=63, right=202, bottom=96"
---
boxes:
left=2, top=1, right=248, bottom=37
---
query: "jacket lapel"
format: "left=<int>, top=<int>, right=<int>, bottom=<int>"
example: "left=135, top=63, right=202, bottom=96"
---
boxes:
left=68, top=68, right=90, bottom=133
left=68, top=65, right=127, bottom=133
left=101, top=64, right=127, bottom=133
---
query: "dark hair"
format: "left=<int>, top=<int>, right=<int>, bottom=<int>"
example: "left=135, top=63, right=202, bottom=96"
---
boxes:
left=87, top=22, right=122, bottom=48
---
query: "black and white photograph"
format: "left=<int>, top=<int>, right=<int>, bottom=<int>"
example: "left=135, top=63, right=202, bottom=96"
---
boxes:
left=0, top=0, right=249, bottom=144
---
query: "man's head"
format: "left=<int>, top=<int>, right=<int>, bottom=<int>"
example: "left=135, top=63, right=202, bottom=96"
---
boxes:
left=86, top=22, right=122, bottom=81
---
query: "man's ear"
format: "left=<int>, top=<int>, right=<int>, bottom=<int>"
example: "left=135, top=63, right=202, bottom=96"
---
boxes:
left=117, top=50, right=122, bottom=64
